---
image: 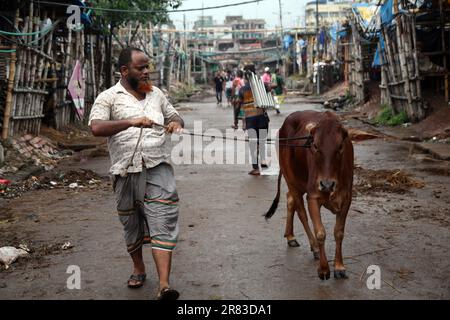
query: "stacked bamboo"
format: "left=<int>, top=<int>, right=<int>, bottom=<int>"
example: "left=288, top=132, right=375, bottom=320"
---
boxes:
left=349, top=22, right=365, bottom=103
left=8, top=2, right=54, bottom=136
left=381, top=6, right=423, bottom=122
left=3, top=2, right=104, bottom=135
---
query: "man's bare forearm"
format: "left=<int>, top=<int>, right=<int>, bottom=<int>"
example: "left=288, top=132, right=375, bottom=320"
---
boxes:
left=90, top=119, right=135, bottom=137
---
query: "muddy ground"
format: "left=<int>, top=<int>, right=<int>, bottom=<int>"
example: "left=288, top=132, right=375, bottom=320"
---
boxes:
left=0, top=96, right=449, bottom=299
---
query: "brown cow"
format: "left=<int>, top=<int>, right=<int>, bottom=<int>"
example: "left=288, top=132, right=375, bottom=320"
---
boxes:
left=265, top=110, right=354, bottom=280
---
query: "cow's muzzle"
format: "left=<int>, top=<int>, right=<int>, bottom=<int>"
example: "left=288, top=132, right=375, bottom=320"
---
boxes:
left=319, top=180, right=336, bottom=193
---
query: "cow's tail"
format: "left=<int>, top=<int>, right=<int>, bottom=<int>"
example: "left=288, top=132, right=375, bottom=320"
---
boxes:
left=264, top=170, right=282, bottom=219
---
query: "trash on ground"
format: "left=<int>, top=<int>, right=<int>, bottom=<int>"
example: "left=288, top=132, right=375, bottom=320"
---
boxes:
left=61, top=242, right=73, bottom=250
left=0, top=246, right=29, bottom=269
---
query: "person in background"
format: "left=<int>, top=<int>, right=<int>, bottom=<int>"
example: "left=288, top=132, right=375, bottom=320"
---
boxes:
left=261, top=66, right=272, bottom=88
left=214, top=71, right=225, bottom=106
left=224, top=70, right=233, bottom=107
left=271, top=68, right=287, bottom=114
left=231, top=70, right=245, bottom=129
left=239, top=64, right=269, bottom=175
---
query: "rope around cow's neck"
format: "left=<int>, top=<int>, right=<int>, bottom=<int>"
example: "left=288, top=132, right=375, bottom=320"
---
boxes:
left=152, top=122, right=313, bottom=147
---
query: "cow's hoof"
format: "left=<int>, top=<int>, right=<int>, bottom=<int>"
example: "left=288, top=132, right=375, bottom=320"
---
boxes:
left=287, top=239, right=300, bottom=247
left=334, top=270, right=348, bottom=279
left=318, top=270, right=330, bottom=280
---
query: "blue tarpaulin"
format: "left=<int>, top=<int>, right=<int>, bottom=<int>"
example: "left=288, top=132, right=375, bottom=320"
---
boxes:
left=337, top=29, right=347, bottom=38
left=380, top=0, right=394, bottom=25
left=329, top=23, right=339, bottom=42
left=372, top=34, right=385, bottom=67
left=283, top=35, right=293, bottom=50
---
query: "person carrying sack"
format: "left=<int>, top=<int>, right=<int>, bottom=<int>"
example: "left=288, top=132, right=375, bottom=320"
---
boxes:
left=89, top=47, right=184, bottom=300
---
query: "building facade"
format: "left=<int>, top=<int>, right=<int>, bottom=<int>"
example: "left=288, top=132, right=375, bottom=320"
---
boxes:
left=305, top=0, right=352, bottom=28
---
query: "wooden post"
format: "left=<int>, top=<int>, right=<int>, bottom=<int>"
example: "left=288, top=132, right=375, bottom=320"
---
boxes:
left=202, top=59, right=207, bottom=84
left=382, top=26, right=399, bottom=113
left=403, top=14, right=423, bottom=119
left=411, top=15, right=422, bottom=103
left=2, top=7, right=20, bottom=139
left=379, top=41, right=389, bottom=107
left=2, top=48, right=17, bottom=138
left=90, top=34, right=97, bottom=98
left=157, top=28, right=164, bottom=87
left=439, top=0, right=448, bottom=102
left=148, top=22, right=154, bottom=57
left=395, top=15, right=411, bottom=114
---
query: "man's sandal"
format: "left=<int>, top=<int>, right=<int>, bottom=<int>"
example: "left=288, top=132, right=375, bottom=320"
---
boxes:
left=156, top=287, right=180, bottom=300
left=127, top=273, right=146, bottom=288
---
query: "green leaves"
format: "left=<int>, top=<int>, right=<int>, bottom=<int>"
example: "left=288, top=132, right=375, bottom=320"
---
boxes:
left=90, top=0, right=182, bottom=31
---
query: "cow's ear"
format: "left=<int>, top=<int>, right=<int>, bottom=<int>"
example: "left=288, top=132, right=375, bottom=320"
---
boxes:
left=341, top=127, right=349, bottom=140
left=305, top=122, right=317, bottom=135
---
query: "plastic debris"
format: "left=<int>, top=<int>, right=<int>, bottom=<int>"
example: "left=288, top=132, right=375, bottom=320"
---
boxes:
left=0, top=246, right=29, bottom=269
left=61, top=242, right=73, bottom=250
left=18, top=243, right=31, bottom=253
left=68, top=183, right=78, bottom=188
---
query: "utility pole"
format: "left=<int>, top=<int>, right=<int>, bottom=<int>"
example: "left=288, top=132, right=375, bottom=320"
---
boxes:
left=183, top=14, right=187, bottom=83
left=316, top=0, right=320, bottom=94
left=201, top=1, right=207, bottom=84
left=278, top=0, right=286, bottom=78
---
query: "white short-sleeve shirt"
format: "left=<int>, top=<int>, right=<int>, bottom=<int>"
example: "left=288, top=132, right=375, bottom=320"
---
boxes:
left=88, top=81, right=179, bottom=175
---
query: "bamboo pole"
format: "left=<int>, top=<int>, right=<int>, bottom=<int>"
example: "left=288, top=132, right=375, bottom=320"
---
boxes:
left=440, top=0, right=448, bottom=102
left=411, top=15, right=422, bottom=103
left=395, top=14, right=412, bottom=117
left=90, top=34, right=97, bottom=98
left=13, top=3, right=30, bottom=134
left=23, top=2, right=35, bottom=133
left=148, top=22, right=153, bottom=58
left=64, top=29, right=73, bottom=127
left=34, top=11, right=46, bottom=134
left=168, top=34, right=175, bottom=89
left=1, top=9, right=19, bottom=140
left=403, top=13, right=423, bottom=119
left=29, top=12, right=40, bottom=133
left=382, top=27, right=400, bottom=113
left=40, top=12, right=55, bottom=92
left=379, top=41, right=390, bottom=106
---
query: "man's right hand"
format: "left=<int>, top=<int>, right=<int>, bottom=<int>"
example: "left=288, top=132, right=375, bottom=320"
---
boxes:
left=130, top=117, right=154, bottom=128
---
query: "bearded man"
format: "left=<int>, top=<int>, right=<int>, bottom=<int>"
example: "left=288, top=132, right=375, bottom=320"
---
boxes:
left=89, top=47, right=184, bottom=300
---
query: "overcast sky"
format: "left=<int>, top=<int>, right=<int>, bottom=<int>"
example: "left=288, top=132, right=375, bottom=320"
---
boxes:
left=169, top=0, right=309, bottom=29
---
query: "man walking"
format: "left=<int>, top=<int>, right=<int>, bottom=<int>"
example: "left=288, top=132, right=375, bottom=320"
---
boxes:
left=214, top=71, right=224, bottom=105
left=89, top=47, right=184, bottom=300
left=239, top=64, right=269, bottom=175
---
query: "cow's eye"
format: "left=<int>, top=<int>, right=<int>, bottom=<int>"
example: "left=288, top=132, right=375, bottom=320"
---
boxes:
left=313, top=143, right=319, bottom=151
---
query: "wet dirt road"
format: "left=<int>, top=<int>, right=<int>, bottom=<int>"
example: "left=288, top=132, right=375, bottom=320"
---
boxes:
left=1, top=97, right=449, bottom=299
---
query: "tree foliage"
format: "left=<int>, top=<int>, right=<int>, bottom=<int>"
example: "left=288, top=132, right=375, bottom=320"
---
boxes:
left=90, top=0, right=182, bottom=31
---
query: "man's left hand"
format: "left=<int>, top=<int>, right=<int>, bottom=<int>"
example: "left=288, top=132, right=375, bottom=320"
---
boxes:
left=166, top=121, right=183, bottom=134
